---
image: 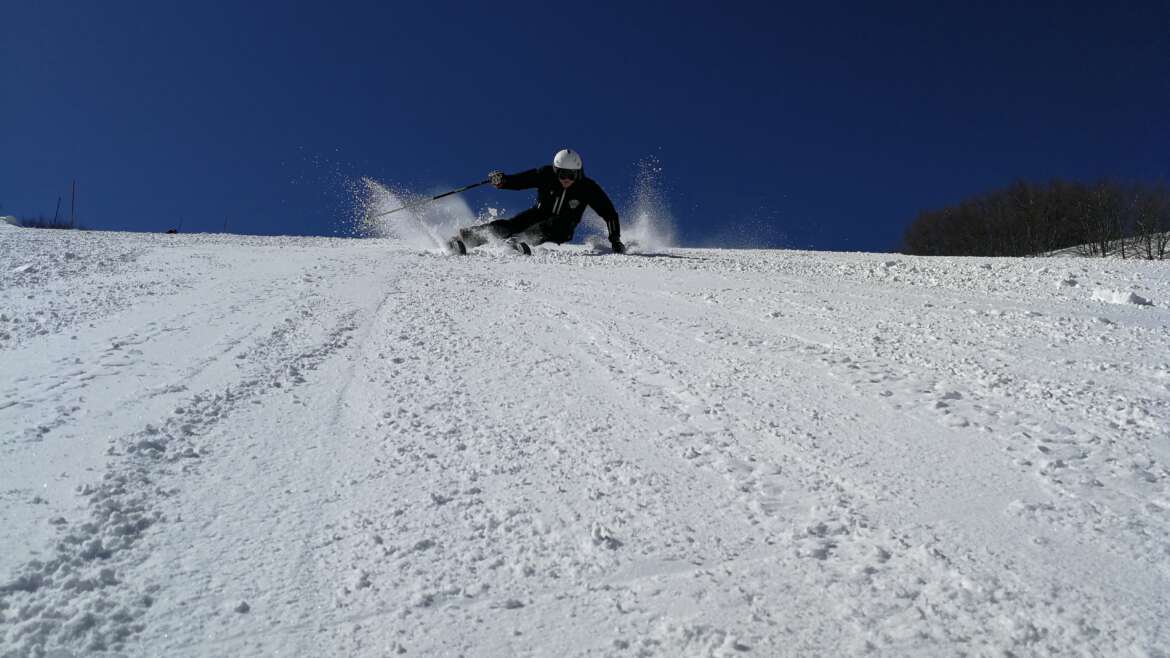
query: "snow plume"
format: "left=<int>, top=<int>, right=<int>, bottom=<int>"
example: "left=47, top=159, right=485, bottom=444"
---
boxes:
left=598, top=156, right=678, bottom=251
left=353, top=177, right=495, bottom=249
left=698, top=211, right=789, bottom=250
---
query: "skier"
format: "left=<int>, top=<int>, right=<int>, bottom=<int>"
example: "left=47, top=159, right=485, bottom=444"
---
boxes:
left=447, top=149, right=625, bottom=255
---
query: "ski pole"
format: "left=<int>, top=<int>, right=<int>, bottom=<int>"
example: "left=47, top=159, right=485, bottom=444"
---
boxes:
left=367, top=179, right=490, bottom=220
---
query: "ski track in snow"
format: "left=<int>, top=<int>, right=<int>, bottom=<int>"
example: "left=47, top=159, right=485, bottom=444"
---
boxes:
left=1, top=224, right=1169, bottom=656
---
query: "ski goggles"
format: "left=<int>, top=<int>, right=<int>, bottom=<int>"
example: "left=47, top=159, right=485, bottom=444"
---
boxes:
left=555, top=167, right=581, bottom=181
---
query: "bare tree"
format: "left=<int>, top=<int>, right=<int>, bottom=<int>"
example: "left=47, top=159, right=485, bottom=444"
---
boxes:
left=901, top=178, right=1167, bottom=259
left=1133, top=181, right=1170, bottom=260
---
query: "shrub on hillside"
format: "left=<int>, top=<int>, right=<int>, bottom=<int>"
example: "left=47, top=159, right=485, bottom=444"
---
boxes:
left=13, top=216, right=85, bottom=230
left=901, top=179, right=1170, bottom=259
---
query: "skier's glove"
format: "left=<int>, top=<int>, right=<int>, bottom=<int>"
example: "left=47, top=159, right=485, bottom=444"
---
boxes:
left=610, top=238, right=626, bottom=254
left=489, top=170, right=506, bottom=187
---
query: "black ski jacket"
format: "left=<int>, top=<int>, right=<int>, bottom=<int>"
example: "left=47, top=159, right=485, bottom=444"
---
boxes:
left=500, top=166, right=621, bottom=241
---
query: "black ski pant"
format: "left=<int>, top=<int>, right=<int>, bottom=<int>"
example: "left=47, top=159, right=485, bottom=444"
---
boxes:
left=458, top=208, right=576, bottom=248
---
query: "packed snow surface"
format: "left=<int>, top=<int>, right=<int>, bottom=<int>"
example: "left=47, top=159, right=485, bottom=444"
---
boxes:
left=2, top=226, right=1169, bottom=657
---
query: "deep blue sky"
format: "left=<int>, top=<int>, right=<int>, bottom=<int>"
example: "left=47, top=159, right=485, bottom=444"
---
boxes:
left=3, top=1, right=1167, bottom=251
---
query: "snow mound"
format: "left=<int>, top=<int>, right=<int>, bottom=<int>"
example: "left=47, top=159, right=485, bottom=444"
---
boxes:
left=1092, top=288, right=1154, bottom=306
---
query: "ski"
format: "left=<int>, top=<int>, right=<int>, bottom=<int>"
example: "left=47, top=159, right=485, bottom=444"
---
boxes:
left=505, top=239, right=532, bottom=256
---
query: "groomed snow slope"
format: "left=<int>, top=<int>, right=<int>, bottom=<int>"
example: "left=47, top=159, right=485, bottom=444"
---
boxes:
left=2, top=226, right=1168, bottom=657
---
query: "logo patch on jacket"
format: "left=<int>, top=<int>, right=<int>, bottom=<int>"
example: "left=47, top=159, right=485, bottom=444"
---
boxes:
left=569, top=199, right=580, bottom=209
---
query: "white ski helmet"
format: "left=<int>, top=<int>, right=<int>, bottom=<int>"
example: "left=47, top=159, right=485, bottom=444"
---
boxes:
left=553, top=148, right=583, bottom=171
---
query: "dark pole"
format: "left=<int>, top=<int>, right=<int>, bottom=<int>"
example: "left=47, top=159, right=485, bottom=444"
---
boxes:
left=70, top=180, right=76, bottom=228
left=367, top=179, right=490, bottom=221
left=53, top=197, right=61, bottom=223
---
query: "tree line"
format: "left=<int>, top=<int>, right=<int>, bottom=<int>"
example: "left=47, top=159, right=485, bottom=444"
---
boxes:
left=901, top=179, right=1170, bottom=259
left=9, top=215, right=85, bottom=230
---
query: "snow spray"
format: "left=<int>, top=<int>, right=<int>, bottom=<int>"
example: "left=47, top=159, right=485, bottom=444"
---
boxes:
left=697, top=211, right=788, bottom=250
left=609, top=156, right=679, bottom=250
left=353, top=177, right=498, bottom=249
